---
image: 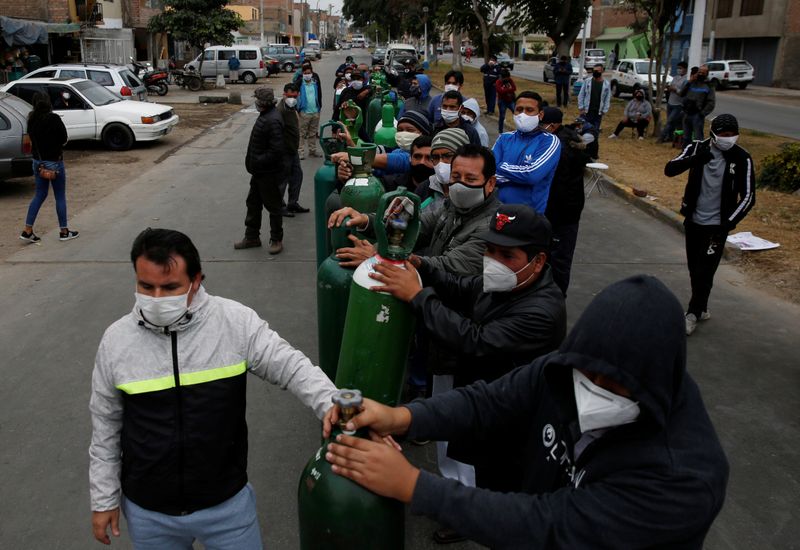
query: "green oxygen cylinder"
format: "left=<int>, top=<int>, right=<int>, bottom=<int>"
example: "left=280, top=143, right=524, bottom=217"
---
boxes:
left=373, top=103, right=397, bottom=149
left=298, top=389, right=404, bottom=549
left=339, top=99, right=363, bottom=145
left=315, top=121, right=348, bottom=267
left=339, top=144, right=385, bottom=215
left=365, top=95, right=382, bottom=142
left=335, top=189, right=422, bottom=406
left=316, top=217, right=355, bottom=380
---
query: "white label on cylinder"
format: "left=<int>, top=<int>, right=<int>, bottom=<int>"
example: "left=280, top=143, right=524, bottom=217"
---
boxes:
left=350, top=156, right=363, bottom=165
left=376, top=304, right=390, bottom=323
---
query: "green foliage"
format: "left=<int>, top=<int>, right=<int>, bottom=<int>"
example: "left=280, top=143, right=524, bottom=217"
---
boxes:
left=758, top=143, right=800, bottom=193
left=505, top=0, right=590, bottom=46
left=468, top=31, right=513, bottom=56
left=148, top=0, right=245, bottom=50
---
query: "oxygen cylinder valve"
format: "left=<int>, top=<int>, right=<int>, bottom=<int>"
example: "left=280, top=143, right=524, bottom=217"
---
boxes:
left=333, top=389, right=363, bottom=435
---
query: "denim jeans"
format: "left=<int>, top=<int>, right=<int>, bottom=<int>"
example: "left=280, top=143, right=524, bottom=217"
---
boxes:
left=497, top=100, right=515, bottom=133
left=122, top=483, right=263, bottom=550
left=279, top=152, right=303, bottom=207
left=661, top=104, right=684, bottom=141
left=683, top=112, right=705, bottom=143
left=26, top=160, right=67, bottom=228
left=483, top=80, right=497, bottom=113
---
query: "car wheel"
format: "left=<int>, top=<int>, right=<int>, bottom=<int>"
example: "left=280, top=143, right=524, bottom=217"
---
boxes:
left=283, top=62, right=294, bottom=73
left=242, top=72, right=256, bottom=84
left=102, top=123, right=135, bottom=151
left=738, top=82, right=748, bottom=90
left=156, top=82, right=168, bottom=96
left=543, top=72, right=548, bottom=82
left=611, top=81, right=620, bottom=97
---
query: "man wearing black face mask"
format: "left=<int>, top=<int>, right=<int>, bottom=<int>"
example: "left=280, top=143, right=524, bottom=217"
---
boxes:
left=608, top=89, right=652, bottom=140
left=577, top=64, right=610, bottom=134
left=680, top=64, right=715, bottom=143
left=665, top=113, right=754, bottom=336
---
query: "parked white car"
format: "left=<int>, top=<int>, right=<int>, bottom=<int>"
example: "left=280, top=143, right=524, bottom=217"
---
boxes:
left=609, top=59, right=673, bottom=97
left=705, top=60, right=754, bottom=90
left=0, top=78, right=179, bottom=151
left=18, top=63, right=147, bottom=101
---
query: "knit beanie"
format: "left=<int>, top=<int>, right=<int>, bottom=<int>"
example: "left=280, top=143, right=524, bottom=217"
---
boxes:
left=398, top=110, right=434, bottom=136
left=431, top=128, right=470, bottom=152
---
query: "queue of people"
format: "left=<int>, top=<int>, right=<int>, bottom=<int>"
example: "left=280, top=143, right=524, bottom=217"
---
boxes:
left=85, top=53, right=751, bottom=549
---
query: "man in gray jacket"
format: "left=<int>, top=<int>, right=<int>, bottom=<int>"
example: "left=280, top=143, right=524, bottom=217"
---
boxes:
left=608, top=90, right=653, bottom=140
left=90, top=228, right=337, bottom=548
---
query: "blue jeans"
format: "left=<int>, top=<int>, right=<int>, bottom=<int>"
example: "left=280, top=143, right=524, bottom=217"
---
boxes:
left=683, top=112, right=705, bottom=143
left=279, top=152, right=303, bottom=207
left=497, top=100, right=515, bottom=133
left=26, top=160, right=67, bottom=228
left=483, top=80, right=497, bottom=113
left=661, top=104, right=684, bottom=141
left=122, top=483, right=263, bottom=550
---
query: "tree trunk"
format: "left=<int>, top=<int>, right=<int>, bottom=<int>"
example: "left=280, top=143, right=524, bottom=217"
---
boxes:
left=452, top=31, right=463, bottom=70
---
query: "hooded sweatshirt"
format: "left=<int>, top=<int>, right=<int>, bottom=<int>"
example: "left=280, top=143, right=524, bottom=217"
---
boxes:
left=461, top=98, right=489, bottom=147
left=398, top=74, right=433, bottom=117
left=405, top=275, right=729, bottom=549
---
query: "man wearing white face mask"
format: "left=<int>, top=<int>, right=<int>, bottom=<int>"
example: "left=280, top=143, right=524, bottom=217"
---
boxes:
left=277, top=83, right=309, bottom=215
left=435, top=90, right=482, bottom=146
left=665, top=113, right=755, bottom=336
left=492, top=91, right=561, bottom=213
left=427, top=70, right=464, bottom=125
left=321, top=275, right=729, bottom=549
left=89, top=228, right=337, bottom=548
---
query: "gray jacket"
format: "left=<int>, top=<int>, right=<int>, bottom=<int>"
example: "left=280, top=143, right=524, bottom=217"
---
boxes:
left=624, top=99, right=653, bottom=121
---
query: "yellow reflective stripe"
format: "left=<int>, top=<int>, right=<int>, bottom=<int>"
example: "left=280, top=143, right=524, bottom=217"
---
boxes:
left=179, top=361, right=247, bottom=387
left=117, top=375, right=175, bottom=395
left=115, top=361, right=247, bottom=395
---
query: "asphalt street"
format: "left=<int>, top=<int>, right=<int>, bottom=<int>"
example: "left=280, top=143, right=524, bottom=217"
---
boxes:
left=0, top=51, right=798, bottom=549
left=510, top=59, right=800, bottom=140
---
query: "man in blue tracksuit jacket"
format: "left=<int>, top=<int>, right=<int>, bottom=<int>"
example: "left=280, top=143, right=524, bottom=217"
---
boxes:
left=492, top=91, right=561, bottom=213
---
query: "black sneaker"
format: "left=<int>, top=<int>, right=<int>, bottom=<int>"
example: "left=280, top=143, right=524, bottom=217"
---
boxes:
left=288, top=203, right=310, bottom=213
left=20, top=230, right=41, bottom=243
left=59, top=230, right=79, bottom=241
left=279, top=208, right=295, bottom=218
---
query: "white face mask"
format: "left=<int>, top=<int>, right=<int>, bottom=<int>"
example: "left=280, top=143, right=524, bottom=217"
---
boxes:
left=350, top=80, right=363, bottom=90
left=514, top=113, right=541, bottom=133
left=447, top=181, right=485, bottom=210
left=62, top=92, right=71, bottom=100
left=572, top=370, right=640, bottom=433
left=441, top=109, right=460, bottom=123
left=444, top=84, right=460, bottom=93
left=394, top=131, right=419, bottom=152
left=712, top=133, right=738, bottom=151
left=482, top=255, right=535, bottom=293
left=344, top=73, right=352, bottom=80
left=135, top=289, right=191, bottom=327
left=461, top=114, right=475, bottom=124
left=434, top=162, right=451, bottom=184
left=284, top=97, right=297, bottom=108
left=303, top=73, right=313, bottom=82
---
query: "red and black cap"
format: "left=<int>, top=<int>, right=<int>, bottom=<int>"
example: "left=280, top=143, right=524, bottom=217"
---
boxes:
left=478, top=204, right=552, bottom=248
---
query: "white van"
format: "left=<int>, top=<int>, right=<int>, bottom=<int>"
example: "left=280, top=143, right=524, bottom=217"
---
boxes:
left=306, top=39, right=322, bottom=59
left=184, top=45, right=269, bottom=83
left=384, top=43, right=419, bottom=66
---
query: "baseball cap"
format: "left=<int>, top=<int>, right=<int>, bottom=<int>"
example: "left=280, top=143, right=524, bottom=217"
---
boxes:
left=478, top=204, right=552, bottom=248
left=541, top=107, right=563, bottom=124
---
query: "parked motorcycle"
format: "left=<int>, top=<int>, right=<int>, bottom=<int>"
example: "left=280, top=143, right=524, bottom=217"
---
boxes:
left=129, top=59, right=169, bottom=96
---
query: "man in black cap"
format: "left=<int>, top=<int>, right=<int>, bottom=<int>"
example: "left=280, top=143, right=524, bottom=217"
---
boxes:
left=541, top=107, right=592, bottom=296
left=665, top=113, right=755, bottom=335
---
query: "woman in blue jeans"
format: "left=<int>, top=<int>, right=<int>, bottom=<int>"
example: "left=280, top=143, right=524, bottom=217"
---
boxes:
left=20, top=92, right=78, bottom=243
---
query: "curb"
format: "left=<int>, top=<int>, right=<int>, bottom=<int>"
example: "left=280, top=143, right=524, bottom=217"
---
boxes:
left=596, top=172, right=742, bottom=262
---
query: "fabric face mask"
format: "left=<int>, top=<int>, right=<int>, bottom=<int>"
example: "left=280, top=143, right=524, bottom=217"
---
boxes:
left=572, top=369, right=640, bottom=433
left=135, top=289, right=190, bottom=327
left=344, top=73, right=352, bottom=81
left=513, top=113, right=541, bottom=133
left=441, top=109, right=460, bottom=123
left=350, top=80, right=363, bottom=90
left=434, top=162, right=451, bottom=184
left=444, top=84, right=460, bottom=93
left=712, top=132, right=738, bottom=151
left=284, top=97, right=297, bottom=108
left=447, top=181, right=485, bottom=210
left=394, top=131, right=418, bottom=151
left=302, top=74, right=313, bottom=82
left=482, top=255, right=534, bottom=293
left=461, top=114, right=476, bottom=124
left=410, top=163, right=435, bottom=182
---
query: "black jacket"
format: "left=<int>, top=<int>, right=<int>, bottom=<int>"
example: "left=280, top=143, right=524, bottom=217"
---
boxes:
left=29, top=112, right=68, bottom=161
left=245, top=106, right=285, bottom=177
left=545, top=125, right=591, bottom=227
left=277, top=98, right=300, bottom=153
left=406, top=275, right=730, bottom=549
left=665, top=139, right=755, bottom=231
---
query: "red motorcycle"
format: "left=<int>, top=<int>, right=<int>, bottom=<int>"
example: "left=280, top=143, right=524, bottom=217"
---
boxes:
left=130, top=60, right=169, bottom=96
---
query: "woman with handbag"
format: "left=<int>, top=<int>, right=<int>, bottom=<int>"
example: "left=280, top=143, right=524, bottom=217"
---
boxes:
left=20, top=93, right=78, bottom=243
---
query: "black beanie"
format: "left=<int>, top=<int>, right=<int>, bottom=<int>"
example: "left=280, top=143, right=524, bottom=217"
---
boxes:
left=711, top=113, right=739, bottom=135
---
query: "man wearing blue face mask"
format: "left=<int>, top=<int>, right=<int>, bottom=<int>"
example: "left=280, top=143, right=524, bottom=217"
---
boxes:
left=492, top=91, right=561, bottom=213
left=89, top=228, right=337, bottom=548
left=665, top=113, right=755, bottom=336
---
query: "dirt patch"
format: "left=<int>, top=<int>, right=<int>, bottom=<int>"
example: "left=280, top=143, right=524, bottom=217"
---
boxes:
left=426, top=62, right=800, bottom=304
left=0, top=102, right=243, bottom=261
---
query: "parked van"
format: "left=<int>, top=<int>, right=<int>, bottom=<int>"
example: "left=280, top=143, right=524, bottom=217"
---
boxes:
left=384, top=43, right=419, bottom=66
left=265, top=44, right=302, bottom=72
left=184, top=45, right=269, bottom=83
left=306, top=39, right=322, bottom=59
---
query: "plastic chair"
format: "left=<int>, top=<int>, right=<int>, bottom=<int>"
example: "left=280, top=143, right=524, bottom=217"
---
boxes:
left=584, top=162, right=609, bottom=197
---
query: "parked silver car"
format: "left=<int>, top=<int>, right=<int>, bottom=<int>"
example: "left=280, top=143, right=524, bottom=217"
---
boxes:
left=543, top=57, right=582, bottom=84
left=0, top=92, right=33, bottom=181
left=583, top=49, right=607, bottom=69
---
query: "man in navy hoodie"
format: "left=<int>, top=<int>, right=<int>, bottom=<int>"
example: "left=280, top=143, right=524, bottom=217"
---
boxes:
left=324, top=275, right=729, bottom=549
left=492, top=91, right=561, bottom=213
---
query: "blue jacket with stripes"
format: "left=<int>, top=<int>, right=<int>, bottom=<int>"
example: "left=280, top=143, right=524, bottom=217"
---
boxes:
left=492, top=128, right=561, bottom=213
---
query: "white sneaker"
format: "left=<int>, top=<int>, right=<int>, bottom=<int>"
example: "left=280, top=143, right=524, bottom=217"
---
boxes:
left=685, top=313, right=698, bottom=336
left=608, top=133, right=617, bottom=139
left=638, top=136, right=644, bottom=140
left=699, top=311, right=711, bottom=321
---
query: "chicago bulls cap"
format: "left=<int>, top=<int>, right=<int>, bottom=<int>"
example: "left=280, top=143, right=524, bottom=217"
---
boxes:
left=478, top=204, right=552, bottom=248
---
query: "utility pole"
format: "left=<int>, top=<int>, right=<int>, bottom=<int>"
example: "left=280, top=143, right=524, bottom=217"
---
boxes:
left=688, top=0, right=707, bottom=67
left=578, top=6, right=591, bottom=75
left=260, top=0, right=264, bottom=45
left=423, top=7, right=429, bottom=63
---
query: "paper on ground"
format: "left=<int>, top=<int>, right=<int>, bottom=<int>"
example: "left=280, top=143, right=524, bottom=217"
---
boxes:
left=726, top=231, right=780, bottom=251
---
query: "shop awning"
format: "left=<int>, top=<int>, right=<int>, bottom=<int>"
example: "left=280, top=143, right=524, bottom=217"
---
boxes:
left=0, top=16, right=48, bottom=46
left=47, top=22, right=82, bottom=34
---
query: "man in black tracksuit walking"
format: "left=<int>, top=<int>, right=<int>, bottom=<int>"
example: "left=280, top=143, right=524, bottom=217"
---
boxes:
left=665, top=113, right=755, bottom=336
left=235, top=88, right=287, bottom=255
left=324, top=275, right=729, bottom=549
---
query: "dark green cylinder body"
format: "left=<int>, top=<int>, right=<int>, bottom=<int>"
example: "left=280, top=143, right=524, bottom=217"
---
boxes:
left=314, top=161, right=338, bottom=267
left=334, top=257, right=417, bottom=406
left=297, top=426, right=404, bottom=550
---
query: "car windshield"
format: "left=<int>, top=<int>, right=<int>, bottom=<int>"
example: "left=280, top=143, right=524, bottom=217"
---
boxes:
left=73, top=80, right=122, bottom=106
left=635, top=62, right=665, bottom=74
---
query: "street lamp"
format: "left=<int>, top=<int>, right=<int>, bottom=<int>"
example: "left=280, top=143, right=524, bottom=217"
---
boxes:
left=422, top=6, right=428, bottom=63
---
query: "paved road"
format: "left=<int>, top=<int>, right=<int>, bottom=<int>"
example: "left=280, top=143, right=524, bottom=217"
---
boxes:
left=1, top=51, right=799, bottom=549
left=510, top=60, right=800, bottom=140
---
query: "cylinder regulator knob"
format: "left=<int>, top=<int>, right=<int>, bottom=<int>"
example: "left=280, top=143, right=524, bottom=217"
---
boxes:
left=333, top=389, right=363, bottom=434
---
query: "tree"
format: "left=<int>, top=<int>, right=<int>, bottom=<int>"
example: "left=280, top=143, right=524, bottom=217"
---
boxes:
left=505, top=0, right=591, bottom=58
left=469, top=0, right=513, bottom=63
